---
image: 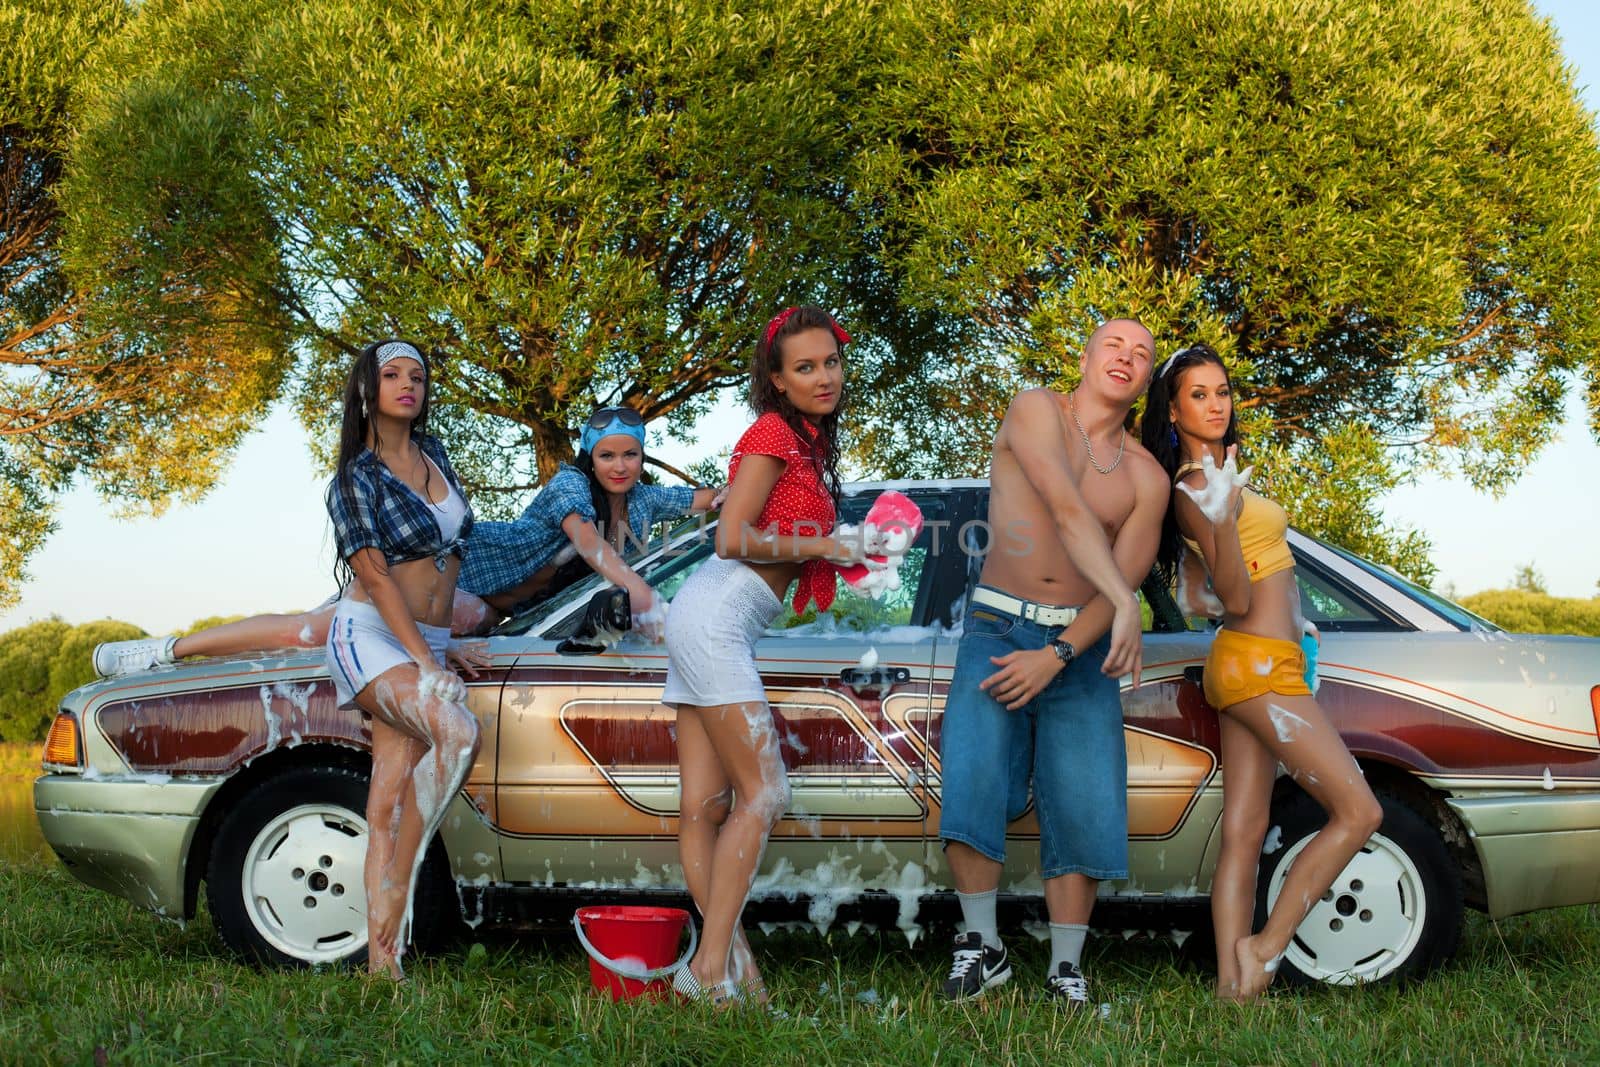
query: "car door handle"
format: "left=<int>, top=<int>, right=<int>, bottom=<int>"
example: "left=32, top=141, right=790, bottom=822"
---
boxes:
left=1183, top=666, right=1205, bottom=685
left=840, top=666, right=910, bottom=693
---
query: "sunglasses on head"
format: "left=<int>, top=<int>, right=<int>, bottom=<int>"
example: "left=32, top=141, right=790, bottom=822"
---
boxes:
left=587, top=406, right=644, bottom=429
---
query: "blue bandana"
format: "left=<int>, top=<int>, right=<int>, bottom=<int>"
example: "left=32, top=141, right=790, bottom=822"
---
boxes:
left=580, top=414, right=647, bottom=455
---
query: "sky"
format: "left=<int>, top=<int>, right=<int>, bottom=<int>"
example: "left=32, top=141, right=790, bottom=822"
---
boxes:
left=2, top=1, right=1597, bottom=637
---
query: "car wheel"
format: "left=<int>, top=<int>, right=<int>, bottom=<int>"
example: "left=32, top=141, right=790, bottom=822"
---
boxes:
left=207, top=765, right=373, bottom=967
left=1256, top=788, right=1463, bottom=986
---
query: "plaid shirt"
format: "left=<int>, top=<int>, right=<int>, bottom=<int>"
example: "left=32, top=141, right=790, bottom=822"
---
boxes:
left=326, top=434, right=474, bottom=572
left=458, top=464, right=695, bottom=598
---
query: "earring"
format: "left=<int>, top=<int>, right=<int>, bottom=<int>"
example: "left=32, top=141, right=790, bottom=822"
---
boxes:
left=362, top=399, right=369, bottom=418
left=1167, top=427, right=1178, bottom=448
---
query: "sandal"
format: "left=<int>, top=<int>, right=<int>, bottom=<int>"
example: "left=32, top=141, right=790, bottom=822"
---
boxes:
left=672, top=965, right=741, bottom=1007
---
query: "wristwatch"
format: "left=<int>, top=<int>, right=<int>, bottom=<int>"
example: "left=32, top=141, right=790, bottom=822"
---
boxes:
left=1050, top=638, right=1076, bottom=666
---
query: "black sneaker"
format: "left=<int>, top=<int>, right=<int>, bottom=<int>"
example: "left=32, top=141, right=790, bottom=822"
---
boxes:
left=1044, top=961, right=1091, bottom=1009
left=942, top=930, right=1011, bottom=1001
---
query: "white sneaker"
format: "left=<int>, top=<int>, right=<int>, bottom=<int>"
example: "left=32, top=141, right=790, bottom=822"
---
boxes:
left=93, top=636, right=178, bottom=677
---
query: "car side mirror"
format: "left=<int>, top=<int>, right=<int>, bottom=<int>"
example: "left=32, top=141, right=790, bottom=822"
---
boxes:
left=556, top=587, right=632, bottom=655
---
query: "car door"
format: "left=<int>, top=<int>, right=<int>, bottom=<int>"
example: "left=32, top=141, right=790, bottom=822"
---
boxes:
left=489, top=488, right=948, bottom=929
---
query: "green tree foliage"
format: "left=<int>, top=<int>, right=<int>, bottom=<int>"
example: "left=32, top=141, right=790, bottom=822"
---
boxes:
left=1458, top=589, right=1600, bottom=637
left=63, top=0, right=911, bottom=517
left=0, top=617, right=143, bottom=742
left=36, top=0, right=1600, bottom=586
left=854, top=0, right=1600, bottom=573
left=0, top=2, right=287, bottom=608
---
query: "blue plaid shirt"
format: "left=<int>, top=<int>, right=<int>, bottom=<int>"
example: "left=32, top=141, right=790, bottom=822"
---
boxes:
left=326, top=435, right=474, bottom=572
left=458, top=464, right=695, bottom=598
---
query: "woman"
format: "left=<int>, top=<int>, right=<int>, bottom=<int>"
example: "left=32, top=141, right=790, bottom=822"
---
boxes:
left=1140, top=344, right=1382, bottom=1000
left=321, top=338, right=482, bottom=980
left=92, top=408, right=722, bottom=673
left=664, top=305, right=865, bottom=1006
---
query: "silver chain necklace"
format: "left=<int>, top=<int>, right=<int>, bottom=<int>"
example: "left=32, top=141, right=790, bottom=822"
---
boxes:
left=1068, top=392, right=1126, bottom=475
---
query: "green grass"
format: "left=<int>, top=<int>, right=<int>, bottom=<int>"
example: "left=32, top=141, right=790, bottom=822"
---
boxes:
left=0, top=742, right=39, bottom=782
left=1, top=852, right=1597, bottom=1066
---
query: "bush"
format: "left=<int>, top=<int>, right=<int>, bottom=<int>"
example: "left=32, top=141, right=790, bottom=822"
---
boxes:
left=1457, top=590, right=1600, bottom=637
left=0, top=617, right=145, bottom=742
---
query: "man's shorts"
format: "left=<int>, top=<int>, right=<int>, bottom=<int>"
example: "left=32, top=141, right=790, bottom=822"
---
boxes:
left=937, top=589, right=1128, bottom=880
left=1203, top=627, right=1311, bottom=711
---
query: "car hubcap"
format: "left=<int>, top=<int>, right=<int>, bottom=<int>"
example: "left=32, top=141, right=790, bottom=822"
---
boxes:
left=242, top=803, right=368, bottom=963
left=1266, top=829, right=1425, bottom=985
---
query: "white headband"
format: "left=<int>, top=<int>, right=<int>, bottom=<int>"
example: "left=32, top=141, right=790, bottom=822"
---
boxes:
left=1156, top=346, right=1199, bottom=380
left=375, top=341, right=424, bottom=369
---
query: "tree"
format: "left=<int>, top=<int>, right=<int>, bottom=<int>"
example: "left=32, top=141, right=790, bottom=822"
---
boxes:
left=0, top=617, right=143, bottom=742
left=42, top=0, right=1600, bottom=589
left=1512, top=562, right=1548, bottom=594
left=854, top=0, right=1600, bottom=576
left=1457, top=589, right=1600, bottom=636
left=0, top=1, right=288, bottom=608
left=63, top=0, right=914, bottom=518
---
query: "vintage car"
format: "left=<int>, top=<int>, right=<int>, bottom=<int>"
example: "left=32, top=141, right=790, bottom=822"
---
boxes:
left=33, top=479, right=1600, bottom=986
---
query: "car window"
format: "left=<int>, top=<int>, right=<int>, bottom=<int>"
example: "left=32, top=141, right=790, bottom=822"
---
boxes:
left=648, top=493, right=946, bottom=636
left=767, top=544, right=930, bottom=635
left=1295, top=566, right=1389, bottom=630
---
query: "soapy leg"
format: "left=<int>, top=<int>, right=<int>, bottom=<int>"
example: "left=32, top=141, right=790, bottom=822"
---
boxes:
left=1221, top=691, right=1382, bottom=998
left=354, top=663, right=482, bottom=978
left=678, top=699, right=790, bottom=994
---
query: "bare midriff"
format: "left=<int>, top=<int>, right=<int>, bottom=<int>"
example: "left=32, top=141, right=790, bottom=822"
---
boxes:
left=748, top=559, right=805, bottom=605
left=1222, top=568, right=1304, bottom=645
left=349, top=554, right=462, bottom=629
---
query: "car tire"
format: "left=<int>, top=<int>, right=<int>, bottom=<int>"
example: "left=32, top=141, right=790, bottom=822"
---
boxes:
left=1255, top=787, right=1463, bottom=987
left=206, top=764, right=456, bottom=968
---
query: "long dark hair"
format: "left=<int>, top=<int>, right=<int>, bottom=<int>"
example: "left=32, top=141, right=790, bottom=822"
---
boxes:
left=750, top=305, right=847, bottom=508
left=1139, top=343, right=1239, bottom=585
left=331, top=338, right=433, bottom=587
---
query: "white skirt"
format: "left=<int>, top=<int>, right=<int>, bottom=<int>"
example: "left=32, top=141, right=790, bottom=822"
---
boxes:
left=662, top=557, right=783, bottom=707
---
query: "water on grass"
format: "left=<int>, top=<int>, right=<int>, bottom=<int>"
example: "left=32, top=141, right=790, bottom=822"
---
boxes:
left=1, top=777, right=51, bottom=867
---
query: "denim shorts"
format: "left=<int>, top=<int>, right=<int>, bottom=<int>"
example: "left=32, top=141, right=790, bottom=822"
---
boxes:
left=937, top=593, right=1128, bottom=880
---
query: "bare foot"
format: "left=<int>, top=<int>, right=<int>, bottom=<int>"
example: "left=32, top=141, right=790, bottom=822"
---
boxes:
left=729, top=930, right=768, bottom=1005
left=367, top=942, right=406, bottom=981
left=1213, top=979, right=1246, bottom=1003
left=1233, top=935, right=1280, bottom=999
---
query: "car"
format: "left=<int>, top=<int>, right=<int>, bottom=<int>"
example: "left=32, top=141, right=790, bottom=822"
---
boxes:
left=33, top=479, right=1600, bottom=986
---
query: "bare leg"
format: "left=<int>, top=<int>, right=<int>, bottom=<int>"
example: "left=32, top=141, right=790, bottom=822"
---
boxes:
left=681, top=699, right=789, bottom=992
left=172, top=603, right=337, bottom=659
left=1042, top=873, right=1098, bottom=925
left=449, top=590, right=498, bottom=636
left=945, top=841, right=1002, bottom=895
left=355, top=664, right=483, bottom=979
left=1223, top=692, right=1382, bottom=998
left=676, top=708, right=768, bottom=999
left=1210, top=712, right=1277, bottom=999
left=364, top=719, right=426, bottom=978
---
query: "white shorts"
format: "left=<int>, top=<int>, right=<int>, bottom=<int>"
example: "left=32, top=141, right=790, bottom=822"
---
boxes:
left=325, top=599, right=450, bottom=710
left=662, top=557, right=783, bottom=707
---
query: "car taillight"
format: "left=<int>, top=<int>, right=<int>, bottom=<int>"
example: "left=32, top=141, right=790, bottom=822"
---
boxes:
left=44, top=712, right=82, bottom=770
left=1592, top=686, right=1600, bottom=743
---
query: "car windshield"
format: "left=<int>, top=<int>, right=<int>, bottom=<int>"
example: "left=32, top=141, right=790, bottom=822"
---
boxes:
left=1306, top=533, right=1500, bottom=632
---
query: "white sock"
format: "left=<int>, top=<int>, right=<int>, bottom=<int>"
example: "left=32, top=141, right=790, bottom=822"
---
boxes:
left=956, top=889, right=1000, bottom=949
left=1050, top=922, right=1088, bottom=973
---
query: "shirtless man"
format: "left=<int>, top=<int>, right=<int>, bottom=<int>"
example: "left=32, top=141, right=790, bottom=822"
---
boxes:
left=937, top=318, right=1168, bottom=1008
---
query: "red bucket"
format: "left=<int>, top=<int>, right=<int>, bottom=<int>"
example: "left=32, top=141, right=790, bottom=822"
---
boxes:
left=573, top=905, right=697, bottom=1001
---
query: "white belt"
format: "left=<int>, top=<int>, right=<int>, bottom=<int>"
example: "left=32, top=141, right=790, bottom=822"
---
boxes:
left=971, top=587, right=1081, bottom=628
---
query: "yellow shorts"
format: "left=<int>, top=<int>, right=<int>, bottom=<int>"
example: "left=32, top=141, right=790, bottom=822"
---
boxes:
left=1203, top=628, right=1310, bottom=711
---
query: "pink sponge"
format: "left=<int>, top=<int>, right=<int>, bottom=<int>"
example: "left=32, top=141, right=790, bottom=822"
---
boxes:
left=837, top=490, right=924, bottom=590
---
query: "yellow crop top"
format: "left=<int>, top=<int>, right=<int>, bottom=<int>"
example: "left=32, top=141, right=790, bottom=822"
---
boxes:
left=1175, top=462, right=1295, bottom=582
